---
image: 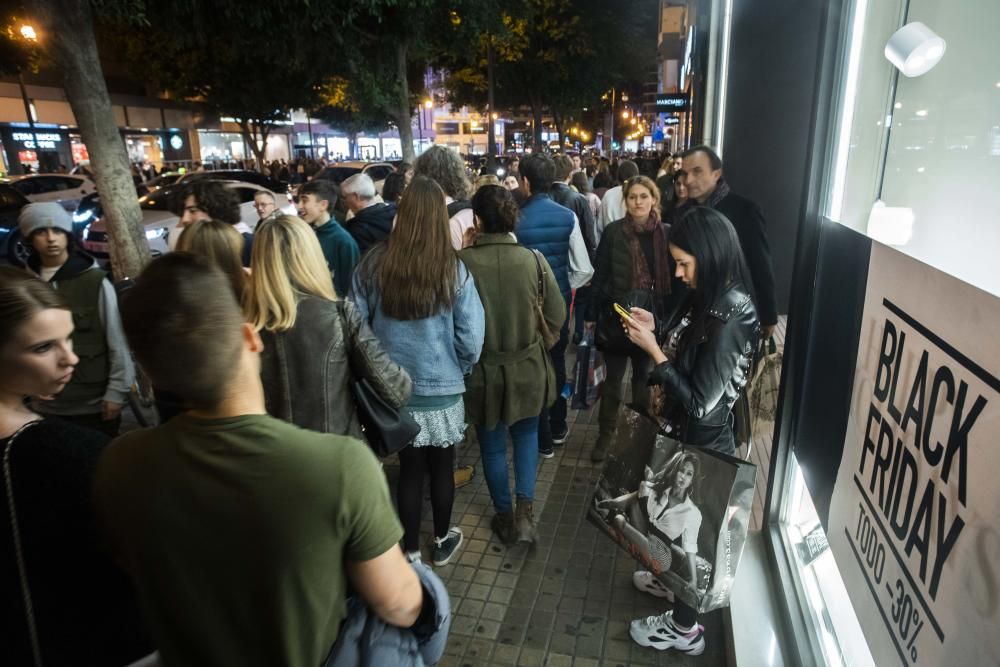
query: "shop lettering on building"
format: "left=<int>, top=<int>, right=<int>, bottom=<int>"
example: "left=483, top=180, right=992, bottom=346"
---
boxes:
left=13, top=131, right=63, bottom=150
left=828, top=244, right=999, bottom=667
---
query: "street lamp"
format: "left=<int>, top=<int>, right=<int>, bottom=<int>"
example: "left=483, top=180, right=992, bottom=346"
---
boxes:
left=418, top=98, right=433, bottom=153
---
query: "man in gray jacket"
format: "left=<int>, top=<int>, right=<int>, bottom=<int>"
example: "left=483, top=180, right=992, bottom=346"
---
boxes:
left=20, top=202, right=133, bottom=436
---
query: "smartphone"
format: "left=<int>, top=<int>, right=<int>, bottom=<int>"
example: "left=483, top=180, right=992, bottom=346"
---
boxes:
left=613, top=303, right=633, bottom=322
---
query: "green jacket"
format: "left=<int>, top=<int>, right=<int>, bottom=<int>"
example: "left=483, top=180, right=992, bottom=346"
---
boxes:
left=313, top=218, right=360, bottom=298
left=459, top=234, right=567, bottom=429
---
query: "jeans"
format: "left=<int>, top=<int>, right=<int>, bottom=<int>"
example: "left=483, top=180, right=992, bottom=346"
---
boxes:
left=539, top=291, right=571, bottom=444
left=476, top=417, right=540, bottom=513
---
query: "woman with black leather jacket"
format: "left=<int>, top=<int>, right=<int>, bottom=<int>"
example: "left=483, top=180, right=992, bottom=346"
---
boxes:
left=619, top=206, right=759, bottom=657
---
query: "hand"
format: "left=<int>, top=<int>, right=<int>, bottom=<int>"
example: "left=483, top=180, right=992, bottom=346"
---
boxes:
left=102, top=401, right=123, bottom=421
left=584, top=321, right=596, bottom=333
left=597, top=499, right=622, bottom=511
left=624, top=317, right=659, bottom=357
left=628, top=307, right=656, bottom=333
left=762, top=324, right=776, bottom=340
left=462, top=225, right=478, bottom=248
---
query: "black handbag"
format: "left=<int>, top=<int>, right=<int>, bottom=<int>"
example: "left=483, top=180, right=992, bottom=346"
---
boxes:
left=336, top=301, right=420, bottom=457
left=595, top=287, right=656, bottom=355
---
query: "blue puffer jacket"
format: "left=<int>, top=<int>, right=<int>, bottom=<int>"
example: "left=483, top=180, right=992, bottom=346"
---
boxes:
left=323, top=561, right=451, bottom=667
left=517, top=193, right=575, bottom=297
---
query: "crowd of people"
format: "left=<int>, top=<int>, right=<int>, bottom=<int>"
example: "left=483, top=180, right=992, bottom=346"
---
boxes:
left=2, top=142, right=776, bottom=664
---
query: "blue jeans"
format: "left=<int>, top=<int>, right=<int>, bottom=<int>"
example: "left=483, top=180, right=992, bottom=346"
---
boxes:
left=539, top=291, right=571, bottom=445
left=477, top=417, right=540, bottom=513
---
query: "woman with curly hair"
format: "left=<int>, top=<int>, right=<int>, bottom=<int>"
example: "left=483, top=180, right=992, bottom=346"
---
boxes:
left=414, top=145, right=475, bottom=250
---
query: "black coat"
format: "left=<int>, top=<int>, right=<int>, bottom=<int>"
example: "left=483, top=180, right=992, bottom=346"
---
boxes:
left=650, top=283, right=759, bottom=452
left=346, top=203, right=397, bottom=255
left=711, top=193, right=778, bottom=326
left=549, top=182, right=597, bottom=259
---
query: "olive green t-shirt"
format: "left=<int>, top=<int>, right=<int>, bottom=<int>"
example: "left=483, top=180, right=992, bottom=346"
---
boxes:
left=93, top=413, right=402, bottom=667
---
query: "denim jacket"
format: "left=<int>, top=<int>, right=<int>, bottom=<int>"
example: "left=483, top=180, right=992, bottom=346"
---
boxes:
left=350, top=252, right=485, bottom=396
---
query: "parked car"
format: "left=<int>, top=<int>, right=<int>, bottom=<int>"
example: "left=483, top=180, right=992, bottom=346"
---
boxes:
left=180, top=169, right=289, bottom=195
left=311, top=161, right=395, bottom=194
left=79, top=180, right=295, bottom=262
left=2, top=174, right=97, bottom=212
left=0, top=183, right=32, bottom=265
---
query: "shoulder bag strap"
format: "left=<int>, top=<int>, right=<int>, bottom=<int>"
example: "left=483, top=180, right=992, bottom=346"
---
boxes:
left=528, top=249, right=546, bottom=305
left=4, top=419, right=45, bottom=667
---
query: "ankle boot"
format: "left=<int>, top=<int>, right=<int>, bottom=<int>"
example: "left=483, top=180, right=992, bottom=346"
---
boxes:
left=593, top=395, right=621, bottom=462
left=491, top=511, right=516, bottom=545
left=514, top=496, right=538, bottom=544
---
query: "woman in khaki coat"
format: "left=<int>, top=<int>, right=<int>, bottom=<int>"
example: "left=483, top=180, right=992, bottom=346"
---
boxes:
left=459, top=185, right=566, bottom=545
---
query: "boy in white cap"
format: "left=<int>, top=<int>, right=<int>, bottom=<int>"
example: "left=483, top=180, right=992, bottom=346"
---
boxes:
left=18, top=202, right=134, bottom=435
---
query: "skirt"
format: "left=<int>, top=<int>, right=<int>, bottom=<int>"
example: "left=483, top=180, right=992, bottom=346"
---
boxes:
left=406, top=395, right=467, bottom=448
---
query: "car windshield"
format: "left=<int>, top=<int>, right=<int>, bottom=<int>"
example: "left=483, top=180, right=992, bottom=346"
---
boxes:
left=138, top=186, right=175, bottom=211
left=316, top=167, right=362, bottom=183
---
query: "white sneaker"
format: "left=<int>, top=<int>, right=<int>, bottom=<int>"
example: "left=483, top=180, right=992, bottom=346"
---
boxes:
left=632, top=571, right=675, bottom=601
left=629, top=610, right=706, bottom=655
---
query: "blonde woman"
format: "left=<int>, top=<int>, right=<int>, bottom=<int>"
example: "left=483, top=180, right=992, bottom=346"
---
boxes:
left=175, top=218, right=247, bottom=299
left=244, top=214, right=411, bottom=437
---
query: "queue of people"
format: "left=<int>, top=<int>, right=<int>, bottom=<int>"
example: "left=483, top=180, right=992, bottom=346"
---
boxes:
left=1, top=142, right=776, bottom=663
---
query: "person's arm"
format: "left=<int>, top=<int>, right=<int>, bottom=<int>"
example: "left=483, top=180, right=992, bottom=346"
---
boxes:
left=577, top=198, right=597, bottom=259
left=347, top=546, right=423, bottom=627
left=584, top=227, right=613, bottom=324
left=647, top=316, right=753, bottom=420
left=97, top=279, right=135, bottom=417
left=538, top=253, right=567, bottom=334
left=567, top=217, right=594, bottom=289
left=452, top=263, right=486, bottom=373
left=341, top=301, right=412, bottom=408
left=597, top=490, right=638, bottom=511
left=682, top=508, right=702, bottom=589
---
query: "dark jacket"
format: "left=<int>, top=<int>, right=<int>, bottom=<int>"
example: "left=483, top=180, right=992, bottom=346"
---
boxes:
left=459, top=234, right=567, bottom=428
left=259, top=297, right=411, bottom=439
left=313, top=218, right=361, bottom=297
left=517, top=193, right=576, bottom=296
left=710, top=193, right=778, bottom=326
left=649, top=283, right=759, bottom=453
left=549, top=182, right=597, bottom=260
left=346, top=202, right=397, bottom=255
left=1, top=418, right=152, bottom=666
left=325, top=560, right=450, bottom=667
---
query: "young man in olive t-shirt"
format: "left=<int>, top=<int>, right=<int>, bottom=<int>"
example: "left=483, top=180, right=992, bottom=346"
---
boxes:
left=93, top=254, right=423, bottom=667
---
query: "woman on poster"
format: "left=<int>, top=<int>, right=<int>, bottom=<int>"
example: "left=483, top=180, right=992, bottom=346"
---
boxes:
left=618, top=206, right=759, bottom=655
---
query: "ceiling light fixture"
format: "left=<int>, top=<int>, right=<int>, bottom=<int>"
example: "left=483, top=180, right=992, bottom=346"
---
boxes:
left=885, top=22, right=946, bottom=77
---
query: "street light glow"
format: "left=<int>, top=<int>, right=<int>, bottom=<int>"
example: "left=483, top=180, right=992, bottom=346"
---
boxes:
left=621, top=110, right=629, bottom=119
left=424, top=99, right=433, bottom=109
left=20, top=25, right=38, bottom=41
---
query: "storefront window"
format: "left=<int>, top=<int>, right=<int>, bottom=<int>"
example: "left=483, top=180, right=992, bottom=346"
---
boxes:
left=199, top=131, right=247, bottom=162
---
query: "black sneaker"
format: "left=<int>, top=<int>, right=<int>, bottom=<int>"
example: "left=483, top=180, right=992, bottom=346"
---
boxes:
left=432, top=528, right=464, bottom=566
left=538, top=442, right=555, bottom=459
left=551, top=426, right=569, bottom=445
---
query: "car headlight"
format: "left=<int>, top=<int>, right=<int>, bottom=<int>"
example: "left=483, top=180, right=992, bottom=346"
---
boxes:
left=73, top=209, right=94, bottom=224
left=146, top=227, right=167, bottom=240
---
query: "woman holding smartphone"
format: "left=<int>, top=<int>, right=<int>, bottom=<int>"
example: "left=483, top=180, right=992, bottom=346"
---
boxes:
left=620, top=206, right=759, bottom=655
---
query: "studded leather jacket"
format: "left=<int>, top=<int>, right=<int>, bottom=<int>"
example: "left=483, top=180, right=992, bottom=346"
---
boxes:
left=648, top=283, right=759, bottom=452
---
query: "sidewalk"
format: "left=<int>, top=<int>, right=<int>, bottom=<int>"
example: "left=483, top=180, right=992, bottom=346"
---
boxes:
left=386, top=403, right=726, bottom=666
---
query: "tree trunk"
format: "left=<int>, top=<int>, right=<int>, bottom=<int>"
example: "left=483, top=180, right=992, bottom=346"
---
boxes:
left=529, top=97, right=543, bottom=151
left=35, top=0, right=151, bottom=279
left=553, top=109, right=564, bottom=149
left=394, top=41, right=416, bottom=164
left=239, top=119, right=270, bottom=171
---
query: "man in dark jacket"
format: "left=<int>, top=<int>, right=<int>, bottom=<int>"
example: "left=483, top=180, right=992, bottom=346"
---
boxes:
left=19, top=202, right=134, bottom=436
left=680, top=145, right=778, bottom=337
left=341, top=173, right=397, bottom=254
left=174, top=180, right=254, bottom=266
left=518, top=154, right=594, bottom=456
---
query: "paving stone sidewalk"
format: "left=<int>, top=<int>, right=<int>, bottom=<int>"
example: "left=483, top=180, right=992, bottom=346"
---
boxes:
left=386, top=402, right=726, bottom=667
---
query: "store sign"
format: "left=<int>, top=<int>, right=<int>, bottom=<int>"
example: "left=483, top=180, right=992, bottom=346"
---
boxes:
left=12, top=131, right=62, bottom=149
left=655, top=94, right=688, bottom=112
left=828, top=243, right=999, bottom=667
left=170, top=135, right=184, bottom=150
left=664, top=117, right=681, bottom=126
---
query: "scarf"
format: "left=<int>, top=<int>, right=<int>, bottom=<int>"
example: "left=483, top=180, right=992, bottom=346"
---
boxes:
left=706, top=178, right=731, bottom=209
left=622, top=209, right=671, bottom=297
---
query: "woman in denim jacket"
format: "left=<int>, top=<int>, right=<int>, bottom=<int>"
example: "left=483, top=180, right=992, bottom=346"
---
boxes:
left=351, top=176, right=486, bottom=567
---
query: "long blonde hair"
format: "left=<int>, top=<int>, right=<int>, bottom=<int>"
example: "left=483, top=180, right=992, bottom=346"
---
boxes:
left=358, top=175, right=457, bottom=320
left=243, top=214, right=336, bottom=332
left=175, top=219, right=247, bottom=299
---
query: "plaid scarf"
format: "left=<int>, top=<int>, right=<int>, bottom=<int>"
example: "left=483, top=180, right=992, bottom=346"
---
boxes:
left=622, top=209, right=671, bottom=297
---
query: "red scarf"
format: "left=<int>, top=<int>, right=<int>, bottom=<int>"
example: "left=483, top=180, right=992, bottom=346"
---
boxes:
left=621, top=210, right=670, bottom=297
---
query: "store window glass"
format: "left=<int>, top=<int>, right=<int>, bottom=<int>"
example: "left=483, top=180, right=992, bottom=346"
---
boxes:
left=830, top=0, right=1000, bottom=296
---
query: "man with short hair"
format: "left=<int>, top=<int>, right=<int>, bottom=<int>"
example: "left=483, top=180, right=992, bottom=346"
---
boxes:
left=518, top=154, right=594, bottom=457
left=93, top=253, right=429, bottom=667
left=341, top=173, right=397, bottom=255
left=680, top=145, right=778, bottom=337
left=597, top=159, right=640, bottom=240
left=252, top=190, right=279, bottom=227
left=550, top=155, right=598, bottom=345
left=297, top=179, right=360, bottom=297
left=19, top=202, right=133, bottom=436
left=173, top=180, right=254, bottom=265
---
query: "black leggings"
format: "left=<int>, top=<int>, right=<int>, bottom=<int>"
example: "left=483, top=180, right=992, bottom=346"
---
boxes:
left=673, top=599, right=698, bottom=628
left=397, top=445, right=455, bottom=552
